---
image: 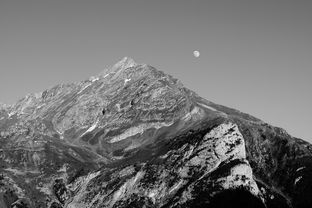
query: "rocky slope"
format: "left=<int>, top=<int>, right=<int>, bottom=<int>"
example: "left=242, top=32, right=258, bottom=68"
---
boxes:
left=0, top=57, right=311, bottom=208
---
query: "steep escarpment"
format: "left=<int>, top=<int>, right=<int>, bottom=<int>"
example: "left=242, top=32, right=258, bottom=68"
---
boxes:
left=0, top=57, right=311, bottom=208
left=65, top=122, right=261, bottom=208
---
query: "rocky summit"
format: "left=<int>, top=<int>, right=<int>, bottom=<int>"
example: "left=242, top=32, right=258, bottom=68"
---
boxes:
left=0, top=57, right=312, bottom=208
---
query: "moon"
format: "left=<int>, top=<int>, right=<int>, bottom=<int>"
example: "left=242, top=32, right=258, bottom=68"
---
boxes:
left=193, top=50, right=200, bottom=58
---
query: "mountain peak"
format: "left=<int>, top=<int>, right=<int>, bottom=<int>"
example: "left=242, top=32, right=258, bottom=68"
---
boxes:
left=115, top=56, right=137, bottom=67
left=99, top=57, right=138, bottom=77
left=111, top=56, right=138, bottom=72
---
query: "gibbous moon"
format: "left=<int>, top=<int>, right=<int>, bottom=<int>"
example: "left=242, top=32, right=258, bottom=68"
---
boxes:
left=193, top=50, right=200, bottom=58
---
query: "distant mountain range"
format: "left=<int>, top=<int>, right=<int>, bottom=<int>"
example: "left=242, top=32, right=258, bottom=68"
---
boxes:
left=0, top=57, right=311, bottom=208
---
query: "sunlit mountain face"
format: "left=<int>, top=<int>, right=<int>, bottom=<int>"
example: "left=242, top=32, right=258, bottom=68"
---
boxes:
left=1, top=58, right=312, bottom=208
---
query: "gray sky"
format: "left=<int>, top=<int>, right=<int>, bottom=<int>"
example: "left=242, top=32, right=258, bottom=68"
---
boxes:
left=0, top=0, right=311, bottom=142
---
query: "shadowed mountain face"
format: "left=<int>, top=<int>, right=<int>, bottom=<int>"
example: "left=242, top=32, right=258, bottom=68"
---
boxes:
left=0, top=57, right=311, bottom=208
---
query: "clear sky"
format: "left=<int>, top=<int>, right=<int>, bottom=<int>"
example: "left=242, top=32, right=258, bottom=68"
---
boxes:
left=0, top=0, right=311, bottom=142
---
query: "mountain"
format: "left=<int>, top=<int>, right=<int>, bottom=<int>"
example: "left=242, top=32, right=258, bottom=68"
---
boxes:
left=0, top=57, right=311, bottom=208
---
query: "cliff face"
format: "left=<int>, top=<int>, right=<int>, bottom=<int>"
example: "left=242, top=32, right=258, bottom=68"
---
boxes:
left=0, top=57, right=311, bottom=208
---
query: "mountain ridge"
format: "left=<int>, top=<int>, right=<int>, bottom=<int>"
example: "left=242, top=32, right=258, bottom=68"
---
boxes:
left=0, top=57, right=311, bottom=208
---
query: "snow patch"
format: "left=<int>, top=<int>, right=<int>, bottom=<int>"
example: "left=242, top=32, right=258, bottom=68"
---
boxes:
left=8, top=111, right=16, bottom=118
left=124, top=78, right=131, bottom=84
left=112, top=155, right=124, bottom=160
left=197, top=102, right=227, bottom=116
left=89, top=76, right=99, bottom=82
left=197, top=102, right=217, bottom=111
left=296, top=166, right=305, bottom=172
left=86, top=120, right=99, bottom=133
left=295, top=176, right=303, bottom=185
left=109, top=121, right=173, bottom=143
left=81, top=120, right=99, bottom=136
left=78, top=83, right=92, bottom=94
left=56, top=129, right=64, bottom=140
